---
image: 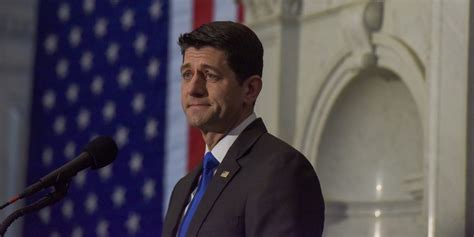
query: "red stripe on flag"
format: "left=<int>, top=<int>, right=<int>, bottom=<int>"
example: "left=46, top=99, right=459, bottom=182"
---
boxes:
left=237, top=1, right=245, bottom=23
left=193, top=0, right=214, bottom=29
left=188, top=127, right=204, bottom=171
left=187, top=0, right=215, bottom=171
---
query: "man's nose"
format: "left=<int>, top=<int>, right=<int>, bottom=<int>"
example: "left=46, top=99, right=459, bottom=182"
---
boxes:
left=187, top=73, right=206, bottom=97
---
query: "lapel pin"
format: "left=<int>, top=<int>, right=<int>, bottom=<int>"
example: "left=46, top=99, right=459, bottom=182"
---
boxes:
left=220, top=171, right=230, bottom=178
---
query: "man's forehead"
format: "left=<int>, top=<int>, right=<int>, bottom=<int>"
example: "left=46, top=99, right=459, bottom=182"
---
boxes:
left=182, top=47, right=229, bottom=65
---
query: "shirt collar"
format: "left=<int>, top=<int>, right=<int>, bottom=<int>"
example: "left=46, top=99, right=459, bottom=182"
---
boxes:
left=205, top=113, right=257, bottom=163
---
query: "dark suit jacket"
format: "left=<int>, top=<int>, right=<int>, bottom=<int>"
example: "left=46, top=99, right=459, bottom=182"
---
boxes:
left=162, top=119, right=325, bottom=237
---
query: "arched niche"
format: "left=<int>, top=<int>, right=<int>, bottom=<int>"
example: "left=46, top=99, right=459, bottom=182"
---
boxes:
left=295, top=33, right=428, bottom=236
left=298, top=33, right=427, bottom=164
left=319, top=67, right=424, bottom=236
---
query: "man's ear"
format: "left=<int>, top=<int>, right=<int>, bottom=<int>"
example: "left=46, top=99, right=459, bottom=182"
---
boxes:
left=243, top=75, right=262, bottom=105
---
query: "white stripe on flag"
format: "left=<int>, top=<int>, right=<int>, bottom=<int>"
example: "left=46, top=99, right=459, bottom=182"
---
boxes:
left=164, top=0, right=193, bottom=217
left=214, top=0, right=238, bottom=21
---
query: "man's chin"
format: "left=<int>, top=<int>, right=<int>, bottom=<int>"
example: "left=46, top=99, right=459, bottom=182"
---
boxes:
left=186, top=117, right=222, bottom=133
left=186, top=117, right=208, bottom=128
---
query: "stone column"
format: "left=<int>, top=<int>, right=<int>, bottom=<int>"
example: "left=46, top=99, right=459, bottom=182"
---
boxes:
left=0, top=0, right=37, bottom=236
left=243, top=0, right=303, bottom=144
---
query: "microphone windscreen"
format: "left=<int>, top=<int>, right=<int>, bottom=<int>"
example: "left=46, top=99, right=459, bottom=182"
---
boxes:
left=83, top=136, right=118, bottom=169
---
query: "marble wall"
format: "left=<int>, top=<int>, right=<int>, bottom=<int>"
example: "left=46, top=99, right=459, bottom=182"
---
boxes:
left=246, top=0, right=470, bottom=236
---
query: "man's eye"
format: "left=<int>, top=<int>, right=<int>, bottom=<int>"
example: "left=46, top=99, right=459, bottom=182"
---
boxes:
left=182, top=72, right=193, bottom=80
left=205, top=73, right=219, bottom=81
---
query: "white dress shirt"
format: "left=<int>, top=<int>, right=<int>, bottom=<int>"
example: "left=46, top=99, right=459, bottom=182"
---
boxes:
left=205, top=112, right=257, bottom=163
left=178, top=113, right=258, bottom=229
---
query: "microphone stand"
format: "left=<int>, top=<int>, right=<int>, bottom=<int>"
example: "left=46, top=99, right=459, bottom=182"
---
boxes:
left=0, top=181, right=70, bottom=237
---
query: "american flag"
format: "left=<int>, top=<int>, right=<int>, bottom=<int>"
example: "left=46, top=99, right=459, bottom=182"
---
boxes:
left=24, top=0, right=243, bottom=236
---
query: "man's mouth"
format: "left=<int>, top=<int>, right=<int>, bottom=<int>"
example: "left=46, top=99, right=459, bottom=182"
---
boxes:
left=188, top=103, right=210, bottom=107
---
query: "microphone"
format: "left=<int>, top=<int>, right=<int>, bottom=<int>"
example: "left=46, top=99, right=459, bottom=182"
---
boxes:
left=18, top=136, right=118, bottom=200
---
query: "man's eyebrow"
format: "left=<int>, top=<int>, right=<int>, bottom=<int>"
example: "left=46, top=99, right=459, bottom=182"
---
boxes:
left=180, top=63, right=191, bottom=71
left=180, top=63, right=221, bottom=72
left=201, top=64, right=220, bottom=72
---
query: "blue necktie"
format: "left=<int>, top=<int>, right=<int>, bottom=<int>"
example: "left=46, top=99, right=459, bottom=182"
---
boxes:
left=178, top=152, right=219, bottom=237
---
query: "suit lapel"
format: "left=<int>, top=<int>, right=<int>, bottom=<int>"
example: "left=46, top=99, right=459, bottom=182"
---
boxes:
left=186, top=119, right=267, bottom=236
left=164, top=166, right=202, bottom=236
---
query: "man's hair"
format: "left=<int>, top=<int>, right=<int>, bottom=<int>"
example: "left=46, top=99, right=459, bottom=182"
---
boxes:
left=178, top=21, right=264, bottom=83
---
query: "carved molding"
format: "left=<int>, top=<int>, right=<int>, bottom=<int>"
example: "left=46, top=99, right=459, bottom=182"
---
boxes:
left=243, top=0, right=303, bottom=24
left=282, top=0, right=303, bottom=18
left=244, top=0, right=277, bottom=19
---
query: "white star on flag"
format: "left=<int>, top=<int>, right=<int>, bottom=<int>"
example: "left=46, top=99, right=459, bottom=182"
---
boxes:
left=129, top=152, right=143, bottom=174
left=131, top=93, right=145, bottom=114
left=39, top=207, right=51, bottom=224
left=91, top=76, right=104, bottom=95
left=44, top=34, right=58, bottom=54
left=115, top=126, right=129, bottom=147
left=99, top=164, right=113, bottom=181
left=57, top=3, right=70, bottom=22
left=96, top=219, right=109, bottom=237
left=83, top=0, right=95, bottom=14
left=94, top=18, right=108, bottom=38
left=66, top=84, right=80, bottom=103
left=56, top=58, right=69, bottom=78
left=42, top=90, right=56, bottom=110
left=53, top=116, right=66, bottom=135
left=106, top=43, right=119, bottom=64
left=134, top=33, right=147, bottom=55
left=142, top=179, right=156, bottom=200
left=63, top=141, right=76, bottom=159
left=42, top=147, right=53, bottom=167
left=69, top=27, right=82, bottom=47
left=80, top=51, right=94, bottom=71
left=121, top=9, right=134, bottom=31
left=76, top=108, right=91, bottom=130
left=125, top=213, right=140, bottom=235
left=85, top=193, right=98, bottom=215
left=61, top=199, right=74, bottom=219
left=74, top=170, right=87, bottom=188
left=72, top=226, right=84, bottom=237
left=147, top=58, right=160, bottom=79
left=112, top=186, right=126, bottom=208
left=149, top=1, right=163, bottom=20
left=117, top=68, right=133, bottom=89
left=145, top=118, right=158, bottom=139
left=102, top=101, right=116, bottom=121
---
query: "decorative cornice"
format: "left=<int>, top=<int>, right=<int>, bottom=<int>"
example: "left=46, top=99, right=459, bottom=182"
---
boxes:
left=244, top=0, right=279, bottom=21
left=243, top=0, right=302, bottom=25
left=282, top=0, right=303, bottom=18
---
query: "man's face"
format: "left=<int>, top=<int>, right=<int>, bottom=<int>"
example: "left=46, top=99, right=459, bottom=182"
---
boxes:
left=180, top=47, right=247, bottom=132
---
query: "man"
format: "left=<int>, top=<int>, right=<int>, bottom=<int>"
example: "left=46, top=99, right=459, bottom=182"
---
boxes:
left=163, top=21, right=324, bottom=237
